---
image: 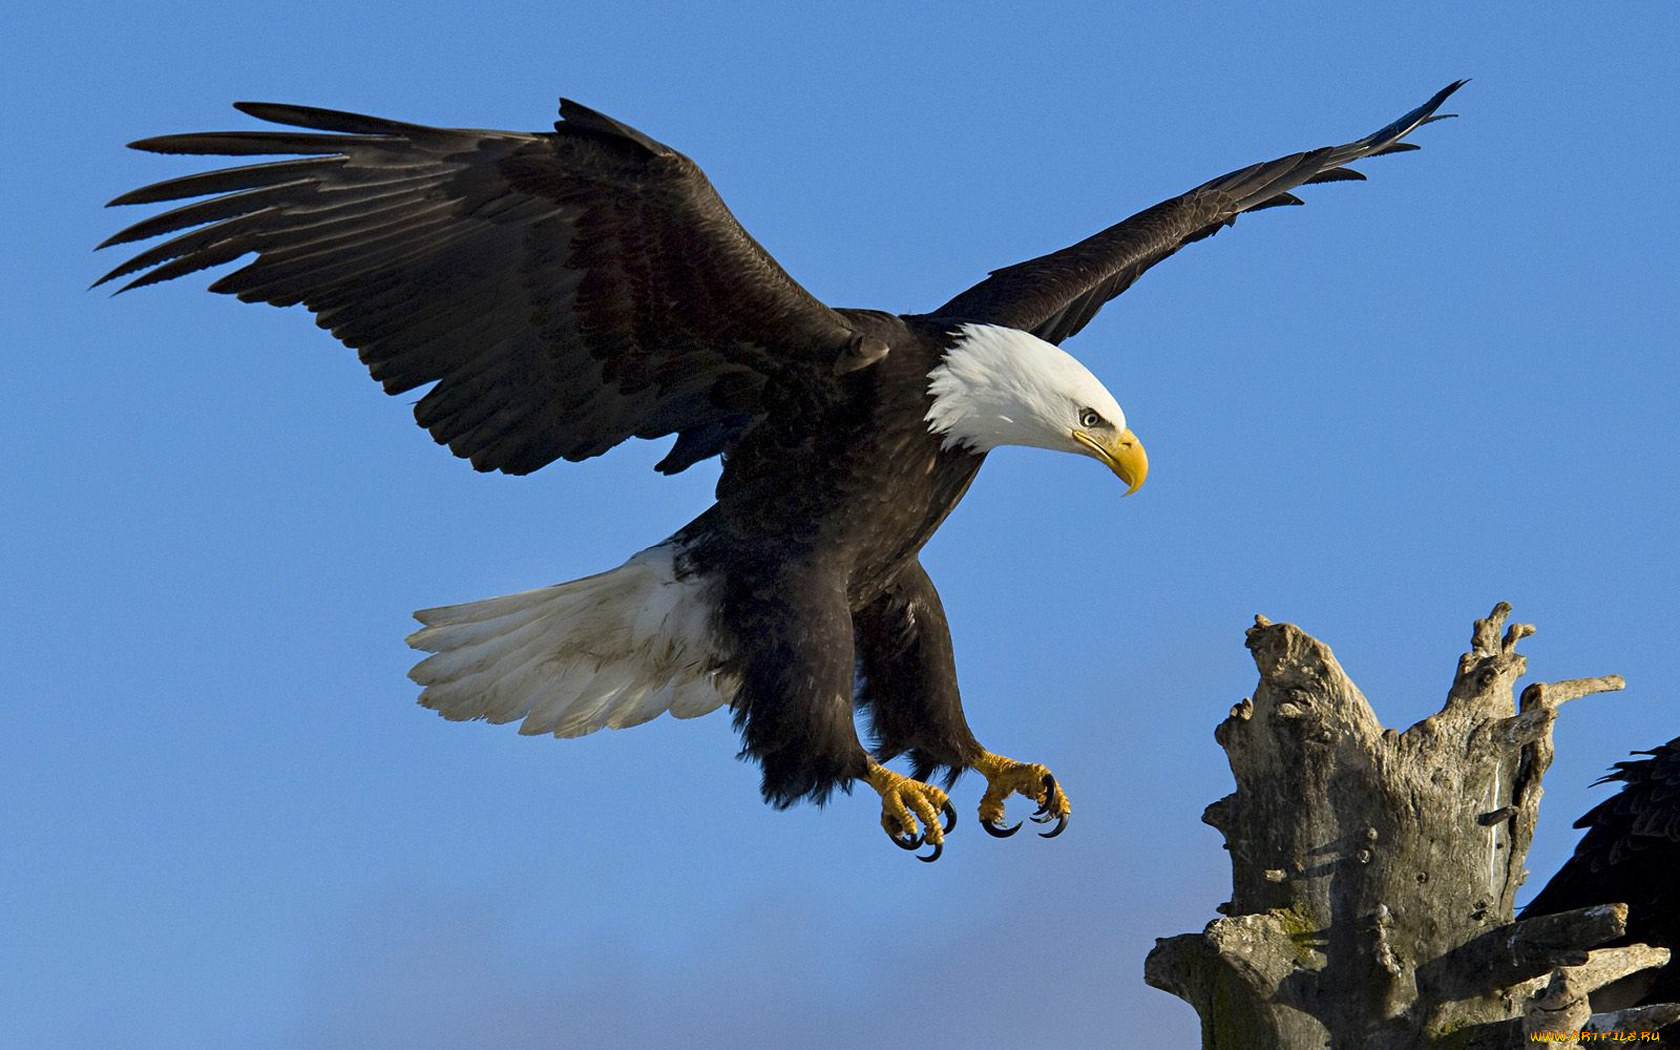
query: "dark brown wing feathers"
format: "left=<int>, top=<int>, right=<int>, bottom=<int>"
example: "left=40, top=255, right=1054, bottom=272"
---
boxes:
left=1532, top=739, right=1680, bottom=888
left=101, top=87, right=1463, bottom=471
left=933, top=81, right=1466, bottom=345
left=98, top=100, right=862, bottom=475
left=1521, top=738, right=1680, bottom=1017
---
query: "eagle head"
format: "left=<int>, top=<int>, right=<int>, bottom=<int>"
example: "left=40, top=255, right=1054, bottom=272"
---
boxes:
left=924, top=323, right=1147, bottom=494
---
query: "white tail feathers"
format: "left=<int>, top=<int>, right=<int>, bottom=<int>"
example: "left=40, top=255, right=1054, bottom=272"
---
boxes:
left=407, top=544, right=735, bottom=738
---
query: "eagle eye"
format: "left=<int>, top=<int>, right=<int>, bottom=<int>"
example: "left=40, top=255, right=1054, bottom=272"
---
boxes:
left=1078, top=408, right=1104, bottom=428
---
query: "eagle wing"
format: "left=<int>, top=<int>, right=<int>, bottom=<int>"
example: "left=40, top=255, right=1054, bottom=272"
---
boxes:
left=98, top=100, right=876, bottom=475
left=1524, top=737, right=1680, bottom=912
left=931, top=81, right=1466, bottom=345
left=1521, top=737, right=1680, bottom=1015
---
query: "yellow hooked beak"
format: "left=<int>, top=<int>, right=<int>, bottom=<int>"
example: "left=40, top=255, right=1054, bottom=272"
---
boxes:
left=1072, top=427, right=1148, bottom=495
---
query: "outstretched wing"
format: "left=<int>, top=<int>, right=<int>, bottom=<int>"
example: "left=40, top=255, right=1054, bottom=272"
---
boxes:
left=98, top=100, right=878, bottom=475
left=931, top=82, right=1465, bottom=345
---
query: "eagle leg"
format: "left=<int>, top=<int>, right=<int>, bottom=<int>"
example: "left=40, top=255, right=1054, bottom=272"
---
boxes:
left=863, top=762, right=956, bottom=862
left=974, top=752, right=1071, bottom=840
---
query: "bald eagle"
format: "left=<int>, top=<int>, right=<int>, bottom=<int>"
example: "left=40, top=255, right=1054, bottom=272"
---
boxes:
left=99, top=83, right=1462, bottom=860
left=1522, top=737, right=1680, bottom=1033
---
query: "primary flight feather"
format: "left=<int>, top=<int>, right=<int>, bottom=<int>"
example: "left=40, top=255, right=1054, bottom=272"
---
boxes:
left=100, top=82, right=1463, bottom=859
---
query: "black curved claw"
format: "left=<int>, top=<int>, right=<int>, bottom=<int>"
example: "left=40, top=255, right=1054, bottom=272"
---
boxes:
left=917, top=838, right=944, bottom=863
left=982, top=817, right=1022, bottom=838
left=1029, top=773, right=1057, bottom=818
left=939, top=799, right=958, bottom=834
left=1030, top=774, right=1067, bottom=835
left=890, top=828, right=923, bottom=851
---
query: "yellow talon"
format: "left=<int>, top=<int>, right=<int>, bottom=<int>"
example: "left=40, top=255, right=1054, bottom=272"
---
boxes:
left=862, top=762, right=954, bottom=861
left=974, top=751, right=1071, bottom=838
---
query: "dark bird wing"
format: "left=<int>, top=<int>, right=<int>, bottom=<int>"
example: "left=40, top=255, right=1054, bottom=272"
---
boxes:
left=1521, top=737, right=1680, bottom=1015
left=98, top=100, right=878, bottom=475
left=931, top=81, right=1466, bottom=345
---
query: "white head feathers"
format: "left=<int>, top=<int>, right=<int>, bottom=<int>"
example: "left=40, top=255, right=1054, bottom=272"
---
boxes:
left=924, top=323, right=1126, bottom=454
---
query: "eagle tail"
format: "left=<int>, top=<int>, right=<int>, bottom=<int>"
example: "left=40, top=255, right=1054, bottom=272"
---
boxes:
left=406, top=544, right=734, bottom=737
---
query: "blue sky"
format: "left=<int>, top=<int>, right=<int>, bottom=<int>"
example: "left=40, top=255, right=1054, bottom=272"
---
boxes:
left=5, top=4, right=1677, bottom=1047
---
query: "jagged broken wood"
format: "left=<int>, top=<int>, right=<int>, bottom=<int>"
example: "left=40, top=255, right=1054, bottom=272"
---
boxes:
left=1145, top=604, right=1675, bottom=1048
left=1525, top=941, right=1677, bottom=1038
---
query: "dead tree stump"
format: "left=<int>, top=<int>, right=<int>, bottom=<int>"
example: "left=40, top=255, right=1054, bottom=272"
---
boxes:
left=1145, top=603, right=1675, bottom=1048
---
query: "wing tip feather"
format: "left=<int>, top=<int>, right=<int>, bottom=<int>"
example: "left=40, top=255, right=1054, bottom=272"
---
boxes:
left=555, top=97, right=671, bottom=156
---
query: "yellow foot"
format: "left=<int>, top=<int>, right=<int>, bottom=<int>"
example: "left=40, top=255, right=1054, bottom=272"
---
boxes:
left=973, top=751, right=1071, bottom=839
left=862, top=762, right=956, bottom=862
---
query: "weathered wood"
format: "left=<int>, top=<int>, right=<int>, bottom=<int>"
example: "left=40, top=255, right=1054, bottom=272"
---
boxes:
left=1585, top=1002, right=1680, bottom=1035
left=1146, top=604, right=1674, bottom=1048
left=1524, top=945, right=1676, bottom=1044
